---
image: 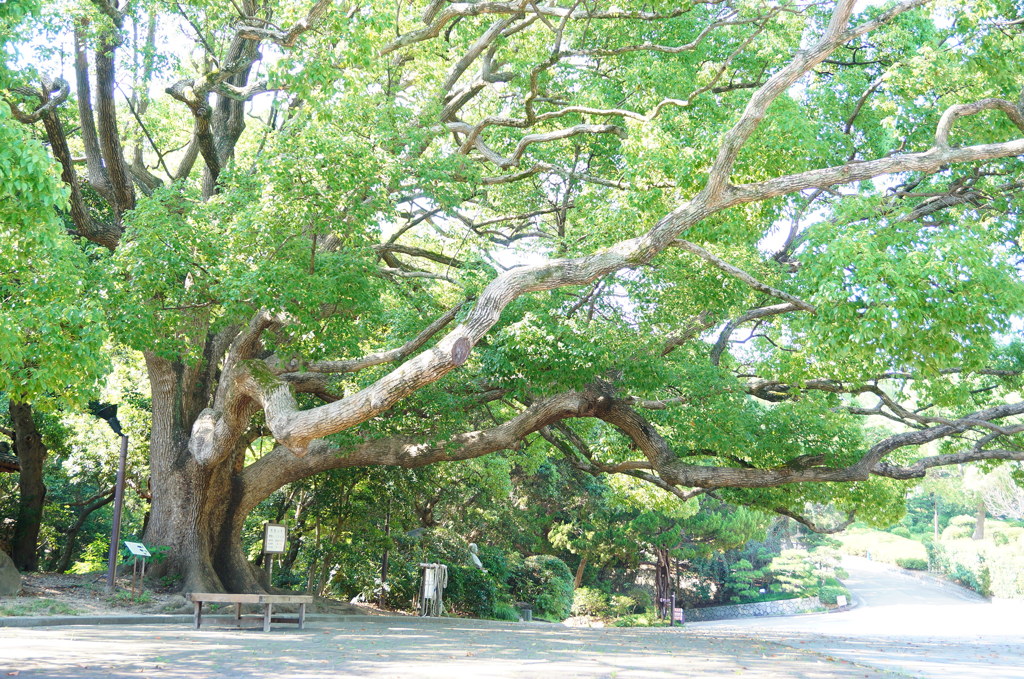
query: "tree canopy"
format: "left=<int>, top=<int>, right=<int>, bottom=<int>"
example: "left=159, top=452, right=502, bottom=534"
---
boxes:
left=2, top=0, right=1024, bottom=591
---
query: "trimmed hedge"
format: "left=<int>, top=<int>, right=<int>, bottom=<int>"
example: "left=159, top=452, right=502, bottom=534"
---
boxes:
left=896, top=557, right=928, bottom=571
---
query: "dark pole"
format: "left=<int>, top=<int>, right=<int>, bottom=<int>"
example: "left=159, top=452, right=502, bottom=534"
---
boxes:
left=106, top=434, right=128, bottom=591
left=378, top=499, right=391, bottom=607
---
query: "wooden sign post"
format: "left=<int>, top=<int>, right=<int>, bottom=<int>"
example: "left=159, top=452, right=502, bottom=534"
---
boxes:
left=262, top=522, right=287, bottom=586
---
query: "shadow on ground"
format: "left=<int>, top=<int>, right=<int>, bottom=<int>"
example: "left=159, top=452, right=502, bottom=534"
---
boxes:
left=1, top=616, right=901, bottom=678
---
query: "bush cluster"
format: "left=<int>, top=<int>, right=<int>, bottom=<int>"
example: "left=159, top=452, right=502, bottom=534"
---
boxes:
left=927, top=534, right=1024, bottom=599
left=570, top=587, right=608, bottom=617
left=817, top=577, right=851, bottom=605
left=568, top=585, right=649, bottom=620
left=445, top=565, right=498, bottom=617
left=510, top=554, right=574, bottom=620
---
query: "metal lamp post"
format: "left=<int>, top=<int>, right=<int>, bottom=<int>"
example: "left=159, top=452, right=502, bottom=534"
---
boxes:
left=88, top=402, right=127, bottom=592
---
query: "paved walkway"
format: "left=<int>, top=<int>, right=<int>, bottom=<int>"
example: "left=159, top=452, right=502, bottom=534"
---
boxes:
left=0, top=615, right=899, bottom=678
left=2, top=557, right=1020, bottom=677
left=690, top=557, right=1024, bottom=679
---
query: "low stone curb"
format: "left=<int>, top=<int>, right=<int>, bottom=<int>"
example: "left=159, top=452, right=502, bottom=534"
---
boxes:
left=683, top=596, right=824, bottom=623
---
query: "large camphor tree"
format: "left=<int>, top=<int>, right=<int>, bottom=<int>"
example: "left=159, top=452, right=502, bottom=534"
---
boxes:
left=3, top=0, right=1024, bottom=592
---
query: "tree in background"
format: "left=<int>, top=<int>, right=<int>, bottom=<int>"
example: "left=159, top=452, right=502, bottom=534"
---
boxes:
left=3, top=0, right=1024, bottom=591
left=1, top=15, right=109, bottom=568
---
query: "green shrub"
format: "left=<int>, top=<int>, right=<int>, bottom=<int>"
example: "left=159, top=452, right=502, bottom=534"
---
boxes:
left=801, top=534, right=842, bottom=550
left=571, top=587, right=608, bottom=617
left=928, top=537, right=1024, bottom=599
left=491, top=602, right=520, bottom=621
left=477, top=545, right=513, bottom=584
left=108, top=590, right=153, bottom=606
left=611, top=608, right=669, bottom=628
left=818, top=582, right=850, bottom=605
left=445, top=565, right=499, bottom=617
left=950, top=563, right=982, bottom=594
left=625, top=585, right=654, bottom=613
left=69, top=538, right=109, bottom=574
left=896, top=557, right=928, bottom=571
left=726, top=558, right=770, bottom=603
left=379, top=560, right=420, bottom=609
left=510, top=554, right=573, bottom=620
left=942, top=515, right=978, bottom=541
left=768, top=550, right=816, bottom=595
left=609, top=594, right=636, bottom=617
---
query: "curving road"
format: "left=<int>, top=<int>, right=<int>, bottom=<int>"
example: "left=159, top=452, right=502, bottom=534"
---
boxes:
left=688, top=556, right=1024, bottom=678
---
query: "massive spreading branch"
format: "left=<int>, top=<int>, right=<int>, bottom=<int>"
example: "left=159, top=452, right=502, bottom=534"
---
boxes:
left=217, top=0, right=1024, bottom=478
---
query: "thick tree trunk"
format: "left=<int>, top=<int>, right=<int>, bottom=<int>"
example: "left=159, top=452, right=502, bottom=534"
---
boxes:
left=143, top=449, right=266, bottom=592
left=141, top=352, right=264, bottom=593
left=972, top=499, right=986, bottom=541
left=10, top=402, right=46, bottom=572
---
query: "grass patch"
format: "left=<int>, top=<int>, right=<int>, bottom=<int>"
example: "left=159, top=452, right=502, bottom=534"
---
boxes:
left=837, top=528, right=927, bottom=565
left=107, top=590, right=153, bottom=607
left=0, top=598, right=83, bottom=617
left=490, top=602, right=521, bottom=622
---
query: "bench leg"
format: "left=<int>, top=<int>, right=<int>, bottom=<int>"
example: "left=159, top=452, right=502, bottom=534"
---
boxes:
left=298, top=602, right=306, bottom=630
left=235, top=602, right=242, bottom=626
left=263, top=602, right=273, bottom=632
left=193, top=601, right=202, bottom=630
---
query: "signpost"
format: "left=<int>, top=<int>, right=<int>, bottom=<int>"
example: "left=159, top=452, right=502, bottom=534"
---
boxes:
left=262, top=522, right=287, bottom=585
left=663, top=593, right=684, bottom=627
left=124, top=541, right=151, bottom=598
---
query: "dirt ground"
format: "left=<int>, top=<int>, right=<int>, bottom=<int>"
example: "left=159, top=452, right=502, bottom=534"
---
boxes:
left=1, top=571, right=380, bottom=617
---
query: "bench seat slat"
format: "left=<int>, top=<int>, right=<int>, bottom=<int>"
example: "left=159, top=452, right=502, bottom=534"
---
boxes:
left=190, top=593, right=312, bottom=631
left=189, top=593, right=313, bottom=604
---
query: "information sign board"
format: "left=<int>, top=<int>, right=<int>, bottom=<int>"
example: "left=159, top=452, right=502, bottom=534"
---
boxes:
left=124, top=541, right=151, bottom=557
left=263, top=523, right=288, bottom=554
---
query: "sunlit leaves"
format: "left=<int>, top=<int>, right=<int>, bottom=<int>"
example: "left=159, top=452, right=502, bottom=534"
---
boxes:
left=0, top=102, right=107, bottom=408
left=790, top=184, right=1024, bottom=378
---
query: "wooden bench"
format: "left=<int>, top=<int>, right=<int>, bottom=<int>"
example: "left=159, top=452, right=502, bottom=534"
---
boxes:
left=189, top=592, right=313, bottom=632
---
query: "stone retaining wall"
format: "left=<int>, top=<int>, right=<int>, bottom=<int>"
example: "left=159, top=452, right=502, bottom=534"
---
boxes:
left=683, top=596, right=821, bottom=622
